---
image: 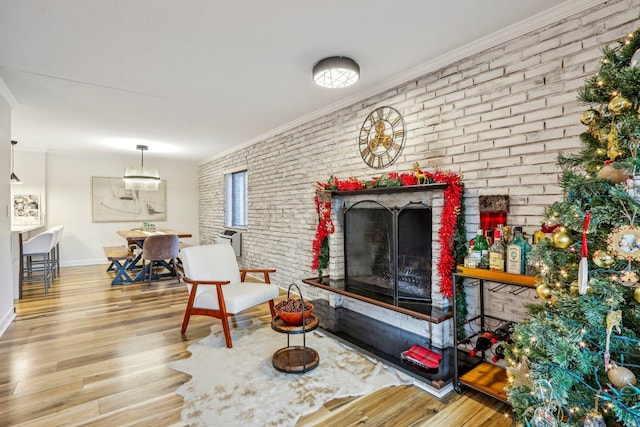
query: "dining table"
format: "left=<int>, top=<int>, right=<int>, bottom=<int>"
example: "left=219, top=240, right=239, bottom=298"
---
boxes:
left=115, top=229, right=192, bottom=282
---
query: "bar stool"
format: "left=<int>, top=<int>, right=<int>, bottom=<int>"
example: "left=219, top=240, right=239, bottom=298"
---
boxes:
left=23, top=231, right=56, bottom=294
left=49, top=225, right=64, bottom=278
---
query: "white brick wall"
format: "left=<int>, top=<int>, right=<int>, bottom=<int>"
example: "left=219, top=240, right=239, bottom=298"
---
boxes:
left=198, top=1, right=640, bottom=336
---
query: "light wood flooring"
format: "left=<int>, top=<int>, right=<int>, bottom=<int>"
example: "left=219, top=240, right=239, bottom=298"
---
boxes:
left=0, top=264, right=513, bottom=426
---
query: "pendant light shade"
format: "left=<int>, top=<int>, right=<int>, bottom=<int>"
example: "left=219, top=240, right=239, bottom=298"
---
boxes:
left=123, top=145, right=160, bottom=191
left=10, top=140, right=22, bottom=184
left=313, top=56, right=360, bottom=88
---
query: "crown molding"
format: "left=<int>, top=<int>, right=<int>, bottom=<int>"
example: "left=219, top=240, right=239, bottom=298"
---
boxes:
left=0, top=74, right=18, bottom=108
left=202, top=0, right=608, bottom=164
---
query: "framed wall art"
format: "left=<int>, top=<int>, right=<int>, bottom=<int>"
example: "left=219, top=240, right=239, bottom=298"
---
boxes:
left=91, top=177, right=166, bottom=223
left=13, top=194, right=41, bottom=225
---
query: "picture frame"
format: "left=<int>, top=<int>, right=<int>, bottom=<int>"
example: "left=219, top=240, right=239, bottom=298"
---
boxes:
left=607, top=225, right=640, bottom=262
left=91, top=177, right=166, bottom=223
left=13, top=194, right=41, bottom=225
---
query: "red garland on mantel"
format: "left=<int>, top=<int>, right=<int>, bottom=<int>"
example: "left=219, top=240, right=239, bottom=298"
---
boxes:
left=312, top=169, right=463, bottom=298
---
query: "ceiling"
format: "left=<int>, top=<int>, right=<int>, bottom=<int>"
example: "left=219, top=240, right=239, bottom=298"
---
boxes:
left=0, top=0, right=587, bottom=161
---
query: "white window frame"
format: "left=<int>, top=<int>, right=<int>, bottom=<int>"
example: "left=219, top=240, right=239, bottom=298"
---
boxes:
left=224, top=169, right=248, bottom=228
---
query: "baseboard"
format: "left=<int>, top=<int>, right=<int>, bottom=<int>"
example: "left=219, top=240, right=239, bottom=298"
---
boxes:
left=61, top=258, right=107, bottom=267
left=0, top=307, right=16, bottom=338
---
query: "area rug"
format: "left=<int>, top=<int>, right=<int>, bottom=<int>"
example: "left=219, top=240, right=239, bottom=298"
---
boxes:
left=169, top=318, right=408, bottom=426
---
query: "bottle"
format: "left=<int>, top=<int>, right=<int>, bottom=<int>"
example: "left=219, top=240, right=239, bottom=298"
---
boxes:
left=469, top=331, right=494, bottom=357
left=506, top=227, right=531, bottom=274
left=472, top=229, right=489, bottom=269
left=491, top=321, right=514, bottom=344
left=491, top=344, right=506, bottom=363
left=485, top=229, right=494, bottom=248
left=488, top=229, right=506, bottom=272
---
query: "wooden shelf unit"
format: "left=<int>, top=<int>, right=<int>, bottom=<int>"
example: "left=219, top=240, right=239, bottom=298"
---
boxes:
left=452, top=266, right=538, bottom=403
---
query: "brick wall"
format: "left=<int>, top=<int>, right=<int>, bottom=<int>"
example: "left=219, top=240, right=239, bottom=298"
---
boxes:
left=199, top=1, right=640, bottom=335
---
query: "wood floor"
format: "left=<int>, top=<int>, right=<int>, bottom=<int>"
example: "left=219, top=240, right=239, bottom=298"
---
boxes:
left=0, top=264, right=513, bottom=426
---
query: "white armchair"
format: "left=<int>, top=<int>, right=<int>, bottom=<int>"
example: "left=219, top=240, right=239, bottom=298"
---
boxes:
left=180, top=243, right=278, bottom=348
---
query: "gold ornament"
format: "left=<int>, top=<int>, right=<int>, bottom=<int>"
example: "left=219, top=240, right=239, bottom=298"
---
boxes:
left=607, top=125, right=621, bottom=160
left=616, top=270, right=639, bottom=287
left=592, top=250, right=615, bottom=268
left=536, top=283, right=552, bottom=300
left=569, top=281, right=579, bottom=296
left=608, top=94, right=632, bottom=114
left=607, top=225, right=640, bottom=261
left=607, top=364, right=637, bottom=388
left=552, top=227, right=573, bottom=249
left=580, top=109, right=600, bottom=126
left=596, top=164, right=628, bottom=183
left=634, top=286, right=640, bottom=303
left=507, top=356, right=534, bottom=389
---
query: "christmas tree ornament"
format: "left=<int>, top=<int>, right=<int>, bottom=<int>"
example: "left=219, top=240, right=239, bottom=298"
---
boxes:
left=529, top=380, right=560, bottom=427
left=607, top=363, right=637, bottom=388
left=536, top=283, right=552, bottom=299
left=631, top=48, right=640, bottom=67
left=634, top=286, right=640, bottom=303
left=541, top=215, right=561, bottom=233
left=592, top=250, right=614, bottom=268
left=570, top=281, right=580, bottom=295
left=580, top=109, right=600, bottom=126
left=552, top=227, right=573, bottom=249
left=583, top=410, right=606, bottom=427
left=583, top=394, right=606, bottom=427
left=607, top=124, right=621, bottom=160
left=615, top=270, right=638, bottom=287
left=577, top=213, right=590, bottom=295
left=596, top=163, right=628, bottom=183
left=507, top=356, right=534, bottom=389
left=607, top=225, right=640, bottom=261
left=604, top=310, right=622, bottom=370
left=608, top=94, right=632, bottom=114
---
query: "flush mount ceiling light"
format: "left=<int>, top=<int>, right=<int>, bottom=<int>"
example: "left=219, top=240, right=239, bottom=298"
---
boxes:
left=123, top=145, right=161, bottom=191
left=313, top=56, right=360, bottom=88
left=10, top=140, right=22, bottom=184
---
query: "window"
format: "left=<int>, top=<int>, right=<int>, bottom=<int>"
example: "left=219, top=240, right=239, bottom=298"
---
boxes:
left=224, top=170, right=248, bottom=228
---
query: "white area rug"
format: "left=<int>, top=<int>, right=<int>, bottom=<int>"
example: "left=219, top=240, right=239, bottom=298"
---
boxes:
left=169, top=318, right=408, bottom=426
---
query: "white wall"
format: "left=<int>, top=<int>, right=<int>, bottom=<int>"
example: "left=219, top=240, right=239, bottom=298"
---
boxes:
left=10, top=148, right=46, bottom=225
left=0, top=90, right=15, bottom=335
left=46, top=151, right=199, bottom=266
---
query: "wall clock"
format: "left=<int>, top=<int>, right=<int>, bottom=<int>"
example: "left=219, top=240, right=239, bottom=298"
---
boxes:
left=358, top=106, right=406, bottom=169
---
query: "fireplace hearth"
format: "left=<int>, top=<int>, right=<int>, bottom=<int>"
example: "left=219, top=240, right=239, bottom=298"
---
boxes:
left=344, top=200, right=432, bottom=311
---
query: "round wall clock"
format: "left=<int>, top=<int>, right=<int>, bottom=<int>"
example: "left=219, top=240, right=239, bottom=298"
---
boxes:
left=358, top=106, right=406, bottom=169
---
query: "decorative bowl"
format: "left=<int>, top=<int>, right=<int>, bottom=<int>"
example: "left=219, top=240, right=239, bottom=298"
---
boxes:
left=275, top=300, right=314, bottom=326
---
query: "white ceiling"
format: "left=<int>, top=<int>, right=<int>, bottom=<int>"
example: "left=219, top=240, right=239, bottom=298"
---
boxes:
left=0, top=0, right=595, bottom=161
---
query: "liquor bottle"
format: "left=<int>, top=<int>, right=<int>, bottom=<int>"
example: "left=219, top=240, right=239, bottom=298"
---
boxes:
left=491, top=321, right=514, bottom=344
left=485, top=229, right=494, bottom=247
left=469, top=331, right=494, bottom=357
left=488, top=229, right=506, bottom=272
left=472, top=229, right=489, bottom=269
left=491, top=344, right=506, bottom=363
left=506, top=227, right=531, bottom=274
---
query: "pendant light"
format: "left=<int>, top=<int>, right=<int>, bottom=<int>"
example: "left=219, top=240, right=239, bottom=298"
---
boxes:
left=312, top=56, right=360, bottom=88
left=123, top=145, right=160, bottom=191
left=10, top=140, right=22, bottom=184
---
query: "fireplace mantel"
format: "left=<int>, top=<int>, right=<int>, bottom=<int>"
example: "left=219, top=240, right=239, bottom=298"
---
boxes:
left=329, top=183, right=447, bottom=197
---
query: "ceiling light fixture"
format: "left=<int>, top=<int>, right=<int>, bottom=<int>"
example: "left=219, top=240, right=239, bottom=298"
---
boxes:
left=10, top=140, right=22, bottom=184
left=123, top=145, right=161, bottom=191
left=312, top=56, right=360, bottom=88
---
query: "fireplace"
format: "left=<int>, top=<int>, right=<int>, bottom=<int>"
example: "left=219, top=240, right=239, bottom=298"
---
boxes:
left=344, top=200, right=432, bottom=312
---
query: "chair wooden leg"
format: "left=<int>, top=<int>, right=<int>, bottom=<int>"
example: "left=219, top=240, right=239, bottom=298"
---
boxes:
left=269, top=300, right=276, bottom=318
left=221, top=316, right=233, bottom=348
left=181, top=309, right=192, bottom=334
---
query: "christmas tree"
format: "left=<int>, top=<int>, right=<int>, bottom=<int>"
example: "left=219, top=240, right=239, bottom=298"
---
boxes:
left=505, top=27, right=640, bottom=425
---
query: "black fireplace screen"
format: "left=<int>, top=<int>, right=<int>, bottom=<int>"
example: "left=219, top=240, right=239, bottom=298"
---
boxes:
left=344, top=200, right=432, bottom=307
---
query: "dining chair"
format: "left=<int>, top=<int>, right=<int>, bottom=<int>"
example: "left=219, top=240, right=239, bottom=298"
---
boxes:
left=141, top=234, right=180, bottom=284
left=180, top=243, right=278, bottom=348
left=22, top=230, right=56, bottom=294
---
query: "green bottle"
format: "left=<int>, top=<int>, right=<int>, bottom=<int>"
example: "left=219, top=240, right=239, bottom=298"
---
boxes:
left=506, top=226, right=530, bottom=274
